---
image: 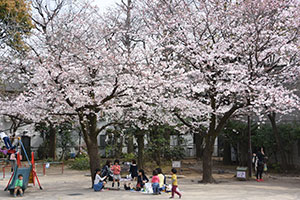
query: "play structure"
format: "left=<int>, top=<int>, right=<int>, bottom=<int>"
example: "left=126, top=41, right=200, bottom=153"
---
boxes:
left=4, top=137, right=42, bottom=195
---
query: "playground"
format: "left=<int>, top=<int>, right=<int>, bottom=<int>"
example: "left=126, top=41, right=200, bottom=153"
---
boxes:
left=1, top=166, right=300, bottom=200
left=1, top=0, right=300, bottom=199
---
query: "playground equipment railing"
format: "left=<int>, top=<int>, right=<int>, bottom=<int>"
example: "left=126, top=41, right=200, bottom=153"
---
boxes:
left=2, top=161, right=64, bottom=178
left=35, top=162, right=64, bottom=176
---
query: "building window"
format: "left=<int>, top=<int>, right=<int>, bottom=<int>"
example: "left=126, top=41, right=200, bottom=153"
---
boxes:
left=99, top=135, right=106, bottom=148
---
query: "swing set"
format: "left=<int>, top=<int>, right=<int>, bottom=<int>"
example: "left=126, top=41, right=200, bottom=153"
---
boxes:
left=4, top=137, right=42, bottom=195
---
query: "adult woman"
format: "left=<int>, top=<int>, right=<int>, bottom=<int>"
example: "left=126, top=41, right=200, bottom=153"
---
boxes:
left=156, top=168, right=166, bottom=192
left=256, top=147, right=266, bottom=182
left=136, top=169, right=149, bottom=191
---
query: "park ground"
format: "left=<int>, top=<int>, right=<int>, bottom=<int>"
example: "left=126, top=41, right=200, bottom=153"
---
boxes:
left=1, top=162, right=300, bottom=200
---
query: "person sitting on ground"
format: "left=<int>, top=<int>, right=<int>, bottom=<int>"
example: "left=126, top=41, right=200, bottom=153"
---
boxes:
left=152, top=170, right=160, bottom=195
left=14, top=174, right=23, bottom=197
left=124, top=183, right=134, bottom=191
left=111, top=159, right=121, bottom=189
left=170, top=168, right=182, bottom=199
left=94, top=168, right=107, bottom=192
left=129, top=159, right=138, bottom=181
left=156, top=168, right=166, bottom=192
left=136, top=169, right=149, bottom=191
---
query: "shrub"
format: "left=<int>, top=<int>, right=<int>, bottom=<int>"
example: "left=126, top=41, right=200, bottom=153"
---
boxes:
left=164, top=146, right=185, bottom=160
left=37, top=141, right=49, bottom=160
left=122, top=153, right=135, bottom=162
left=70, top=156, right=90, bottom=170
left=270, top=163, right=282, bottom=173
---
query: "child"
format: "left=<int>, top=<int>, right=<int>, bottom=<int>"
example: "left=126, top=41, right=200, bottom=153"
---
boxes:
left=10, top=153, right=17, bottom=172
left=101, top=160, right=113, bottom=182
left=151, top=170, right=160, bottom=195
left=14, top=174, right=23, bottom=197
left=0, top=132, right=14, bottom=150
left=129, top=159, right=138, bottom=181
left=111, top=159, right=121, bottom=188
left=156, top=168, right=166, bottom=192
left=94, top=168, right=107, bottom=192
left=170, top=168, right=182, bottom=199
left=136, top=169, right=149, bottom=191
left=0, top=146, right=8, bottom=155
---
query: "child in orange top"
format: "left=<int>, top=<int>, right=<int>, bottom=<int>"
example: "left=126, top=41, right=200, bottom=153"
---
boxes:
left=170, top=168, right=182, bottom=199
left=111, top=159, right=121, bottom=188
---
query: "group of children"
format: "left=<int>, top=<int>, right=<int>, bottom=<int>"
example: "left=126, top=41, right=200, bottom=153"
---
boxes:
left=93, top=159, right=121, bottom=191
left=150, top=168, right=182, bottom=198
left=0, top=132, right=24, bottom=197
left=0, top=132, right=20, bottom=176
left=93, top=159, right=182, bottom=198
left=0, top=132, right=17, bottom=156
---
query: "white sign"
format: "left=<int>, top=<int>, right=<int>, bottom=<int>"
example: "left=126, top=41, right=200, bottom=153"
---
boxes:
left=172, top=161, right=181, bottom=168
left=237, top=171, right=246, bottom=179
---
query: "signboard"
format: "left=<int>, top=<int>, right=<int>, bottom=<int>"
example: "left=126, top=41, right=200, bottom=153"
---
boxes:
left=172, top=161, right=181, bottom=168
left=237, top=171, right=246, bottom=179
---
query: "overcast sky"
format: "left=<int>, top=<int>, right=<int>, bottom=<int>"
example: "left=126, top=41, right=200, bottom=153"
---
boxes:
left=92, top=0, right=121, bottom=12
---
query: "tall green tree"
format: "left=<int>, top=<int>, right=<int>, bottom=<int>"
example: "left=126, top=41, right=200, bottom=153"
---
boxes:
left=0, top=0, right=33, bottom=50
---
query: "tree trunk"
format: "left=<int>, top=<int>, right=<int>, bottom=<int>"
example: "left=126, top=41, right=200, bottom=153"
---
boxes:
left=136, top=133, right=144, bottom=170
left=48, top=125, right=56, bottom=160
left=202, top=135, right=215, bottom=183
left=127, top=135, right=134, bottom=154
left=223, top=140, right=231, bottom=165
left=268, top=112, right=288, bottom=171
left=200, top=97, right=239, bottom=183
left=79, top=113, right=101, bottom=187
left=195, top=133, right=204, bottom=159
left=85, top=135, right=100, bottom=187
left=116, top=134, right=123, bottom=159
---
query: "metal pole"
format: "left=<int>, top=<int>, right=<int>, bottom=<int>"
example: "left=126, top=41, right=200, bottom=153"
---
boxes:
left=43, top=164, right=46, bottom=176
left=2, top=167, right=5, bottom=179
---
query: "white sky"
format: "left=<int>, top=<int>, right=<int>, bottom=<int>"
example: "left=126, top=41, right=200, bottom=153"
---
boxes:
left=92, top=0, right=121, bottom=12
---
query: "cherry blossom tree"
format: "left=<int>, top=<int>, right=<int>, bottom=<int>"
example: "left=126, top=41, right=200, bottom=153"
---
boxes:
left=0, top=0, right=150, bottom=185
left=139, top=0, right=300, bottom=183
left=1, top=0, right=300, bottom=185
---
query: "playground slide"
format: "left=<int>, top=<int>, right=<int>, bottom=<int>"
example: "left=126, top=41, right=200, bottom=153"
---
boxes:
left=6, top=165, right=32, bottom=194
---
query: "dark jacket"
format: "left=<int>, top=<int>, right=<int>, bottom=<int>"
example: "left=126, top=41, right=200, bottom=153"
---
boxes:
left=129, top=164, right=138, bottom=178
left=137, top=174, right=149, bottom=188
left=101, top=165, right=113, bottom=180
left=257, top=151, right=265, bottom=166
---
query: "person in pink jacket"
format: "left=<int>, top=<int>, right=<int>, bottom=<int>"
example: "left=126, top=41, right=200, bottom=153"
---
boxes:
left=111, top=159, right=121, bottom=189
left=152, top=170, right=160, bottom=195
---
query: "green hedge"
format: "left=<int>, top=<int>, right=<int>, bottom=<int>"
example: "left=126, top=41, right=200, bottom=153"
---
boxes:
left=70, top=156, right=90, bottom=170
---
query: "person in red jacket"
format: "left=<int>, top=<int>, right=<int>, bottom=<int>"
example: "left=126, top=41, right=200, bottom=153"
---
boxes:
left=111, top=159, right=121, bottom=189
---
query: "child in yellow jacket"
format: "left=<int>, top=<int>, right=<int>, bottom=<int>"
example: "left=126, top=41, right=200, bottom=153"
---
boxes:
left=170, top=168, right=182, bottom=199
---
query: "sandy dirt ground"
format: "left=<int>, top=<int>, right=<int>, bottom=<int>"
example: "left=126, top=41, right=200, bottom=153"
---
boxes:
left=0, top=166, right=300, bottom=200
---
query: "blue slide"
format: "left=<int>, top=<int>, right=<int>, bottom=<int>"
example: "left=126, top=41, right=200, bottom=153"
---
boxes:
left=7, top=165, right=32, bottom=195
